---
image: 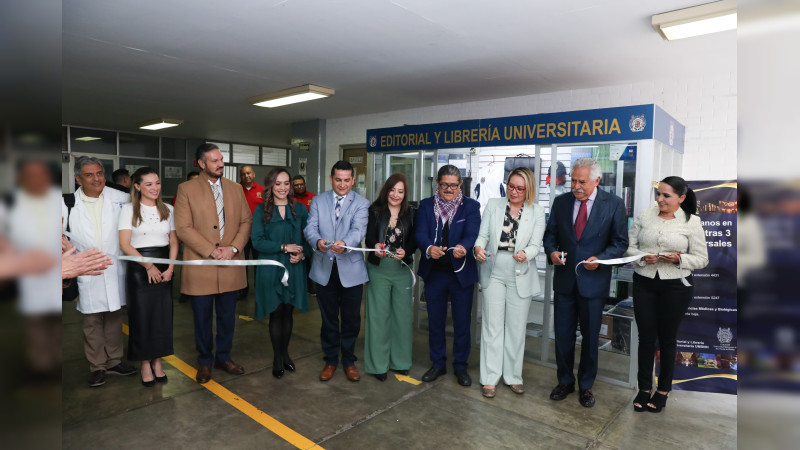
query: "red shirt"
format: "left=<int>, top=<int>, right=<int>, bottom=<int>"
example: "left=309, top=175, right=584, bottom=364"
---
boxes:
left=294, top=191, right=316, bottom=210
left=241, top=182, right=265, bottom=215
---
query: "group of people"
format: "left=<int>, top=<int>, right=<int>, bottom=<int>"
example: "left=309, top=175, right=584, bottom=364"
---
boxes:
left=63, top=145, right=708, bottom=414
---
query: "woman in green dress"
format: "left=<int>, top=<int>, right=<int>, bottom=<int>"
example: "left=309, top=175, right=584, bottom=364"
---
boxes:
left=251, top=168, right=311, bottom=379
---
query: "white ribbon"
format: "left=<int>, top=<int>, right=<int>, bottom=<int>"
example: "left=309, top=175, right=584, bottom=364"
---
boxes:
left=118, top=255, right=289, bottom=286
left=326, top=243, right=418, bottom=288
left=64, top=230, right=290, bottom=286
left=575, top=254, right=691, bottom=287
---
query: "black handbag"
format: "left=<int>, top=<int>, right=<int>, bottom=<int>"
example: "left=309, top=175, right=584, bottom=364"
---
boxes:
left=503, top=154, right=536, bottom=180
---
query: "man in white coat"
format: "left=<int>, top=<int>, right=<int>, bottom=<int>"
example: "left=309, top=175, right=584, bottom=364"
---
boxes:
left=68, top=156, right=136, bottom=387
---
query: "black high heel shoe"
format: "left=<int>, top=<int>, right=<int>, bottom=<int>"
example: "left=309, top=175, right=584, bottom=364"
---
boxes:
left=647, top=391, right=669, bottom=413
left=272, top=357, right=285, bottom=379
left=155, top=371, right=168, bottom=383
left=373, top=372, right=387, bottom=382
left=633, top=390, right=651, bottom=412
left=141, top=366, right=155, bottom=387
left=283, top=358, right=296, bottom=372
left=391, top=369, right=409, bottom=376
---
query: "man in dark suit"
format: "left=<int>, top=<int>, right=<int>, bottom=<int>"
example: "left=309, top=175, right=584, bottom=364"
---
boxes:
left=415, top=165, right=481, bottom=387
left=543, top=158, right=628, bottom=408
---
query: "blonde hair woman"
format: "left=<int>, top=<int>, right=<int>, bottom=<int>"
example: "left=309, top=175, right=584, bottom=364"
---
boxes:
left=474, top=167, right=546, bottom=398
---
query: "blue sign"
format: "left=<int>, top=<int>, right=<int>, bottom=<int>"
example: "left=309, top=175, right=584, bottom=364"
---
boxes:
left=653, top=105, right=686, bottom=153
left=366, top=105, right=658, bottom=152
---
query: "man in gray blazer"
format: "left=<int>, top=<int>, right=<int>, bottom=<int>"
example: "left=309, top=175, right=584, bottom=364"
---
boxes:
left=304, top=160, right=370, bottom=382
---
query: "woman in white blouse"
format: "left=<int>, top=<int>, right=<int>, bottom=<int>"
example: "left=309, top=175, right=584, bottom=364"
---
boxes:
left=474, top=167, right=546, bottom=398
left=118, top=167, right=178, bottom=387
left=625, top=176, right=708, bottom=412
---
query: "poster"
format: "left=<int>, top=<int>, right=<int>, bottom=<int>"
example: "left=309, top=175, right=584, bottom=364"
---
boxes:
left=664, top=180, right=738, bottom=394
left=298, top=157, right=307, bottom=176
left=164, top=166, right=183, bottom=179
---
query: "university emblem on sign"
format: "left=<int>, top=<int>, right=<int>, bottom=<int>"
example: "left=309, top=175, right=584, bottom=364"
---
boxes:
left=629, top=115, right=647, bottom=132
left=717, top=327, right=733, bottom=344
left=369, top=136, right=377, bottom=148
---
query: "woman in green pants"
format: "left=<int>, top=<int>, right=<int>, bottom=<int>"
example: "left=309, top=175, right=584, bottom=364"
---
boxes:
left=364, top=174, right=417, bottom=381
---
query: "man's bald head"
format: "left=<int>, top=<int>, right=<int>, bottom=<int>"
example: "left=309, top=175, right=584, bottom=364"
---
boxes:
left=240, top=165, right=255, bottom=187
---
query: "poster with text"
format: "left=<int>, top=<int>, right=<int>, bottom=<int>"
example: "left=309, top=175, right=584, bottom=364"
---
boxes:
left=663, top=180, right=737, bottom=394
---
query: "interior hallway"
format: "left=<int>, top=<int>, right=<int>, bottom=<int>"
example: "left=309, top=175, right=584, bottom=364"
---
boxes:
left=62, top=270, right=736, bottom=449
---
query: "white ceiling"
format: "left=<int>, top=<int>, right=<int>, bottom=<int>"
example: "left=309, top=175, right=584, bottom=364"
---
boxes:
left=63, top=0, right=736, bottom=146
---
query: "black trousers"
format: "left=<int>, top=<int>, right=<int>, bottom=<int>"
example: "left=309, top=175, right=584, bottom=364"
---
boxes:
left=316, top=263, right=363, bottom=367
left=633, top=272, right=694, bottom=392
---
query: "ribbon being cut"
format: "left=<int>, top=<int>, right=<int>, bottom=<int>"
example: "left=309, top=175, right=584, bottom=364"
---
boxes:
left=575, top=253, right=692, bottom=287
left=326, top=241, right=418, bottom=288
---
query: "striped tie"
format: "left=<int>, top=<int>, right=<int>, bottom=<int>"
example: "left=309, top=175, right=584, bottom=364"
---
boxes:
left=214, top=183, right=225, bottom=239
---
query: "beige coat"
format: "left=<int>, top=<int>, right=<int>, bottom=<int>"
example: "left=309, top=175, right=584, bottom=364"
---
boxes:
left=174, top=173, right=252, bottom=295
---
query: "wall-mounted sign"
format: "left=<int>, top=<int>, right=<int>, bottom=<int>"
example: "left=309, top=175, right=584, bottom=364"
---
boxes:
left=298, top=157, right=307, bottom=176
left=349, top=156, right=363, bottom=164
left=299, top=142, right=310, bottom=152
left=366, top=104, right=684, bottom=153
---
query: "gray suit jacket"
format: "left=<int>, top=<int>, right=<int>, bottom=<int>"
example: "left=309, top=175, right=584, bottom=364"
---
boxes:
left=475, top=198, right=546, bottom=298
left=304, top=190, right=370, bottom=288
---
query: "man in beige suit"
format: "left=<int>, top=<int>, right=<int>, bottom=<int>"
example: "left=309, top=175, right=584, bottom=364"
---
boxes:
left=174, top=143, right=252, bottom=383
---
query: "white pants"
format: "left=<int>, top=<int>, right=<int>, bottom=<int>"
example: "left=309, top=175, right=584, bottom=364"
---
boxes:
left=479, top=251, right=532, bottom=386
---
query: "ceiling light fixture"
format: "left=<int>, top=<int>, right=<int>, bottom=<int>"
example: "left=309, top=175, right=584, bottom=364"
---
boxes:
left=652, top=0, right=736, bottom=41
left=137, top=118, right=183, bottom=130
left=74, top=136, right=102, bottom=141
left=248, top=84, right=335, bottom=108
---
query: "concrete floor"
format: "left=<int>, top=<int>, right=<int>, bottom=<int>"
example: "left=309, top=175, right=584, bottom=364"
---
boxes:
left=62, top=273, right=737, bottom=449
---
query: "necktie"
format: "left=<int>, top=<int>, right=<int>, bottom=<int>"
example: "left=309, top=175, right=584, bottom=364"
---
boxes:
left=335, top=195, right=343, bottom=221
left=214, top=183, right=225, bottom=239
left=575, top=199, right=588, bottom=240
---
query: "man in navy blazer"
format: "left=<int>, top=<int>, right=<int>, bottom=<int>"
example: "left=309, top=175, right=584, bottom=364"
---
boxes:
left=543, top=158, right=628, bottom=408
left=304, top=161, right=370, bottom=383
left=415, top=165, right=481, bottom=387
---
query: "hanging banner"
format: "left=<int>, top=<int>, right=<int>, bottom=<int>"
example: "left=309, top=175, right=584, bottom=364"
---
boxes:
left=664, top=180, right=738, bottom=394
left=366, top=104, right=665, bottom=152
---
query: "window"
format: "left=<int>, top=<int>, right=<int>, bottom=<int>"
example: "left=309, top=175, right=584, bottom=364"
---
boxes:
left=232, top=144, right=259, bottom=164
left=261, top=146, right=287, bottom=166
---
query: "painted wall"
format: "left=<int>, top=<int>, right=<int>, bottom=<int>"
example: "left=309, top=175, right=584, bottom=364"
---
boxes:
left=324, top=73, right=736, bottom=186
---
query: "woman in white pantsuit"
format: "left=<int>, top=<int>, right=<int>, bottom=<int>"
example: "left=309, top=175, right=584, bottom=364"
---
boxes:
left=474, top=167, right=546, bottom=398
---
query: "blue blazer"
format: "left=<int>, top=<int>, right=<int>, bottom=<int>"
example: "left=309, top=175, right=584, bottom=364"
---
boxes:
left=542, top=188, right=628, bottom=298
left=304, top=190, right=370, bottom=288
left=415, top=196, right=481, bottom=288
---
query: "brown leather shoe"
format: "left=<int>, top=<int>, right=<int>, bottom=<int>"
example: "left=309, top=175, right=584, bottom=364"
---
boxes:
left=344, top=365, right=360, bottom=382
left=215, top=360, right=245, bottom=375
left=319, top=365, right=336, bottom=381
left=196, top=365, right=212, bottom=384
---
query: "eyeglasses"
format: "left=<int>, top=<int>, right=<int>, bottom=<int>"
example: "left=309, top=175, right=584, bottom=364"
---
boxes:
left=438, top=182, right=460, bottom=190
left=506, top=183, right=526, bottom=193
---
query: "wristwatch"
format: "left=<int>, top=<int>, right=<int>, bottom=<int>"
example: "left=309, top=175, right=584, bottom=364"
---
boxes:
left=232, top=246, right=239, bottom=254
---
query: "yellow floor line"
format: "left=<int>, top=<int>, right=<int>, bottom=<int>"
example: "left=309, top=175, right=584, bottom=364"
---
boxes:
left=122, top=324, right=322, bottom=450
left=238, top=314, right=254, bottom=321
left=394, top=373, right=422, bottom=385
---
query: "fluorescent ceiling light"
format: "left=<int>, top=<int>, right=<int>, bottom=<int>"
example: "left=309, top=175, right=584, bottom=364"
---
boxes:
left=74, top=136, right=101, bottom=141
left=248, top=84, right=335, bottom=108
left=137, top=118, right=183, bottom=130
left=652, top=0, right=737, bottom=40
